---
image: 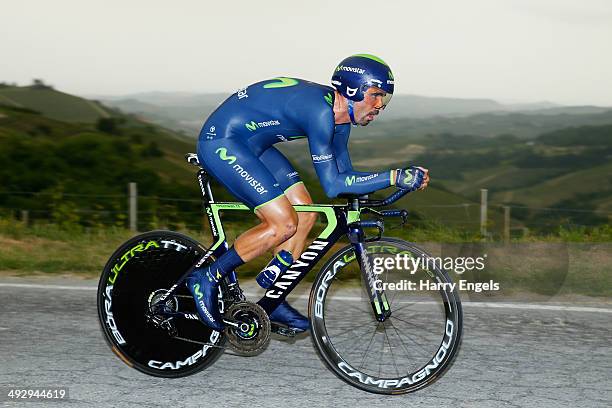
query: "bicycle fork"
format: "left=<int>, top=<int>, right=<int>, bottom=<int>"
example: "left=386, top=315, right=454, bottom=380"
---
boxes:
left=348, top=226, right=391, bottom=322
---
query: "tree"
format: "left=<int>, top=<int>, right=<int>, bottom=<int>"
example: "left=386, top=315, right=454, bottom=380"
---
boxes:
left=96, top=118, right=120, bottom=134
left=31, top=78, right=53, bottom=89
left=142, top=141, right=164, bottom=158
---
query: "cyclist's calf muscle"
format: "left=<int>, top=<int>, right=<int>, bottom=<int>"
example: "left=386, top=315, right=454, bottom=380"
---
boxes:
left=234, top=196, right=298, bottom=262
left=233, top=183, right=317, bottom=262
left=274, top=183, right=318, bottom=259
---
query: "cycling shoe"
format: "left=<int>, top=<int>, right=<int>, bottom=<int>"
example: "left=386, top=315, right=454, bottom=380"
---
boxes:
left=269, top=301, right=310, bottom=332
left=185, top=266, right=224, bottom=331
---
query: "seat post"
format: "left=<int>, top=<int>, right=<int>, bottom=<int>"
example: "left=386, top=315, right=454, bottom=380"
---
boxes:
left=197, top=169, right=215, bottom=204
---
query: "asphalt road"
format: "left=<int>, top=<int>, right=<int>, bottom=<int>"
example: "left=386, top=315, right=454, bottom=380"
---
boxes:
left=0, top=277, right=611, bottom=408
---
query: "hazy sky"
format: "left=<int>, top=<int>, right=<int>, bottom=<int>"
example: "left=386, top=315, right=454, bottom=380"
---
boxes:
left=2, top=0, right=612, bottom=105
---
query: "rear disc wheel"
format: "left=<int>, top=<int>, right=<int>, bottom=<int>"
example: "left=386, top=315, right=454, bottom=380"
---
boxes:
left=97, top=230, right=226, bottom=377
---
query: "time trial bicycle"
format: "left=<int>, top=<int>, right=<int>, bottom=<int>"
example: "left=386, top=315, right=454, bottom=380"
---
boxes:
left=97, top=153, right=463, bottom=394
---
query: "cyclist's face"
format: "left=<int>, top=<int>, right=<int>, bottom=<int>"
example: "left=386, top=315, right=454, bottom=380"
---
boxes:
left=353, top=87, right=388, bottom=126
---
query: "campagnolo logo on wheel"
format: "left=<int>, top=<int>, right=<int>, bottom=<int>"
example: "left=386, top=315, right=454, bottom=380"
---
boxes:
left=147, top=330, right=221, bottom=370
left=336, top=319, right=454, bottom=388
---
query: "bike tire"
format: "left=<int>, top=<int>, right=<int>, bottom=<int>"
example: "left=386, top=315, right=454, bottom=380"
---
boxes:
left=97, top=230, right=226, bottom=378
left=308, top=237, right=463, bottom=394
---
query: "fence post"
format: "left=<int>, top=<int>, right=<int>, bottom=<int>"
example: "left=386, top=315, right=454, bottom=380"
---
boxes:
left=503, top=206, right=510, bottom=243
left=480, top=189, right=488, bottom=237
left=129, top=182, right=137, bottom=232
left=21, top=210, right=29, bottom=226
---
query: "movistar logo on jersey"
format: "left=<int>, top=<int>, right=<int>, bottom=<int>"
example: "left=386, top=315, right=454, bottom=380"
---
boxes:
left=403, top=172, right=413, bottom=184
left=345, top=173, right=379, bottom=187
left=263, top=77, right=299, bottom=88
left=336, top=65, right=365, bottom=74
left=215, top=147, right=236, bottom=164
left=324, top=92, right=333, bottom=107
left=245, top=120, right=281, bottom=131
left=311, top=154, right=333, bottom=163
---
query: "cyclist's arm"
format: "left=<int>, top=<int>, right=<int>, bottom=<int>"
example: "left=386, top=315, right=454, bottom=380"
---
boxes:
left=308, top=121, right=394, bottom=198
left=332, top=124, right=386, bottom=176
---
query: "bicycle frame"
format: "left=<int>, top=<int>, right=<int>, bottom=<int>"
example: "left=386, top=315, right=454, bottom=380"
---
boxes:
left=157, top=168, right=401, bottom=321
left=201, top=169, right=399, bottom=320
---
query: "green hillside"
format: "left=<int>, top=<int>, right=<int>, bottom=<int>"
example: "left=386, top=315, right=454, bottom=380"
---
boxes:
left=0, top=101, right=203, bottom=228
left=0, top=91, right=498, bottom=234
left=413, top=128, right=612, bottom=227
left=493, top=163, right=612, bottom=209
left=278, top=124, right=612, bottom=231
left=100, top=90, right=612, bottom=139
left=0, top=85, right=111, bottom=123
left=0, top=93, right=332, bottom=230
left=2, top=86, right=609, bottom=235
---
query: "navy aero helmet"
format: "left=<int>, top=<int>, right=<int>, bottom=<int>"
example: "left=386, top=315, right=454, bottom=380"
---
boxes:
left=331, top=54, right=394, bottom=107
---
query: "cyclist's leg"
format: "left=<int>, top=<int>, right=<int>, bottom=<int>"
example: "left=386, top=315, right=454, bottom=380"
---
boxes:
left=190, top=137, right=298, bottom=329
left=259, top=146, right=318, bottom=258
left=234, top=197, right=298, bottom=260
left=258, top=147, right=315, bottom=331
left=196, top=138, right=299, bottom=261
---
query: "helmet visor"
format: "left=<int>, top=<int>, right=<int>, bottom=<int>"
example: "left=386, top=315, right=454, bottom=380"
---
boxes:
left=364, top=86, right=393, bottom=110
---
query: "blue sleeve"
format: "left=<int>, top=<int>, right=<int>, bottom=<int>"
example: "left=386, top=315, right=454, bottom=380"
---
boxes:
left=303, top=108, right=393, bottom=198
left=332, top=124, right=382, bottom=176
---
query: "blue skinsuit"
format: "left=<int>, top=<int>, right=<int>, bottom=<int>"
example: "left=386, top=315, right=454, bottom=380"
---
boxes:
left=196, top=77, right=393, bottom=210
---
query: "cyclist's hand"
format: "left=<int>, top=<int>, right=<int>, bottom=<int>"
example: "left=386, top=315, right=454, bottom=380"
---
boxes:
left=395, top=166, right=427, bottom=192
left=416, top=166, right=430, bottom=190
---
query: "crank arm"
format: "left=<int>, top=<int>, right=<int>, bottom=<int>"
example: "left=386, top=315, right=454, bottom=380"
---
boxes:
left=222, top=318, right=250, bottom=333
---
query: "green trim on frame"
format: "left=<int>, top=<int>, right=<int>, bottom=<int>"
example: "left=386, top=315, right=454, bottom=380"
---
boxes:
left=347, top=210, right=360, bottom=224
left=209, top=202, right=341, bottom=241
left=293, top=205, right=337, bottom=239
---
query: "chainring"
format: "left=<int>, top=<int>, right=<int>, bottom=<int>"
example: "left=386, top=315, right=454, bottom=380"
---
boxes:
left=225, top=301, right=270, bottom=356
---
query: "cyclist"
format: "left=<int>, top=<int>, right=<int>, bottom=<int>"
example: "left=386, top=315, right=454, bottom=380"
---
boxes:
left=187, top=54, right=430, bottom=332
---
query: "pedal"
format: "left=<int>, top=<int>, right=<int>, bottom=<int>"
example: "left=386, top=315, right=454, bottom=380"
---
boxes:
left=271, top=323, right=298, bottom=338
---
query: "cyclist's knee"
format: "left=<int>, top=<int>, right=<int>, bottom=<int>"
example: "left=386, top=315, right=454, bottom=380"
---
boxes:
left=281, top=221, right=298, bottom=241
left=256, top=197, right=298, bottom=244
left=257, top=218, right=296, bottom=248
left=269, top=213, right=298, bottom=242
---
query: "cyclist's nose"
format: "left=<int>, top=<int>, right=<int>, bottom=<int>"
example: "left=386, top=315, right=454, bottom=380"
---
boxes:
left=374, top=96, right=384, bottom=110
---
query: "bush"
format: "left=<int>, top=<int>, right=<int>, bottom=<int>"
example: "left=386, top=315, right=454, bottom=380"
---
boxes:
left=96, top=117, right=120, bottom=134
